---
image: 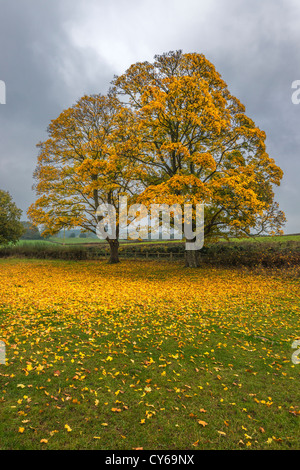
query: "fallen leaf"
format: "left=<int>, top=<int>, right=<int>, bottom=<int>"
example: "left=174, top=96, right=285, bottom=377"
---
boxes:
left=197, top=420, right=208, bottom=427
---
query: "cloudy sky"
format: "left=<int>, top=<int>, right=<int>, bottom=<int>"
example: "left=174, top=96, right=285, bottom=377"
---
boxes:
left=0, top=0, right=299, bottom=233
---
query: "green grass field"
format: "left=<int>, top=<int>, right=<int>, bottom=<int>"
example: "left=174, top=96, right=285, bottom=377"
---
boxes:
left=10, top=233, right=300, bottom=250
left=0, top=258, right=299, bottom=450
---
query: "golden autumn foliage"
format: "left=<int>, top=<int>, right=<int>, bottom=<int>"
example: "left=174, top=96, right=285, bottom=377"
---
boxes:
left=112, top=50, right=285, bottom=265
left=28, top=50, right=285, bottom=267
left=28, top=94, right=140, bottom=263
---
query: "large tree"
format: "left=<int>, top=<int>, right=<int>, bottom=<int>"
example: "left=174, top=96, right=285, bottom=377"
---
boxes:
left=0, top=190, right=24, bottom=245
left=28, top=94, right=140, bottom=263
left=111, top=50, right=286, bottom=266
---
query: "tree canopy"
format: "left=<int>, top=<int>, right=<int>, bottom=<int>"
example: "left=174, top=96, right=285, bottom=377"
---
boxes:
left=0, top=190, right=24, bottom=245
left=111, top=50, right=285, bottom=265
left=20, top=221, right=43, bottom=240
left=28, top=93, right=140, bottom=263
left=29, top=50, right=285, bottom=266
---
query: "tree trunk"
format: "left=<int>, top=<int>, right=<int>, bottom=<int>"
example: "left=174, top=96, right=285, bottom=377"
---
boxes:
left=185, top=239, right=201, bottom=267
left=108, top=239, right=120, bottom=264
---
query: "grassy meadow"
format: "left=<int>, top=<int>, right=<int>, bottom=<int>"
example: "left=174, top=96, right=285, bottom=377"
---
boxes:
left=19, top=233, right=300, bottom=245
left=0, top=254, right=299, bottom=450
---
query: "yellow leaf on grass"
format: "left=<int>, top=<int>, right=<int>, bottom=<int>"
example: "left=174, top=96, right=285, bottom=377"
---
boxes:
left=197, top=420, right=208, bottom=427
left=64, top=424, right=72, bottom=432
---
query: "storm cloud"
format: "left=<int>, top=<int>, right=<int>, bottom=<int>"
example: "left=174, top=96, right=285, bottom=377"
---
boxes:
left=0, top=0, right=299, bottom=232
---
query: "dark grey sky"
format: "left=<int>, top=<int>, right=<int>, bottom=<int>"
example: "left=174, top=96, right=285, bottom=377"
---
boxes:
left=0, top=0, right=299, bottom=233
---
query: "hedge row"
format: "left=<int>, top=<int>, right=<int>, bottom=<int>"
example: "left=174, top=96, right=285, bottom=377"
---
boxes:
left=0, top=242, right=88, bottom=260
left=0, top=240, right=299, bottom=267
left=199, top=240, right=300, bottom=267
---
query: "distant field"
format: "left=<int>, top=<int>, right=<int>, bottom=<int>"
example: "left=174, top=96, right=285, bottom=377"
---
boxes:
left=15, top=233, right=300, bottom=247
left=227, top=234, right=300, bottom=243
